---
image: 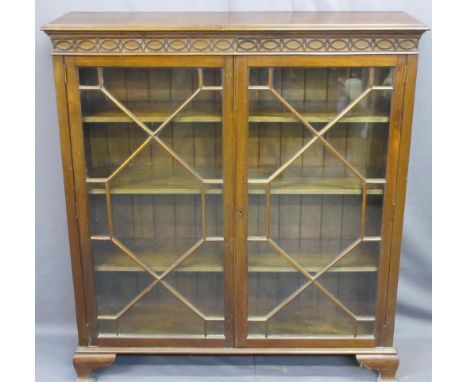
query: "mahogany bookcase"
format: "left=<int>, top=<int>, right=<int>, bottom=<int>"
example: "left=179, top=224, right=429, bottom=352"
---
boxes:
left=42, top=11, right=428, bottom=381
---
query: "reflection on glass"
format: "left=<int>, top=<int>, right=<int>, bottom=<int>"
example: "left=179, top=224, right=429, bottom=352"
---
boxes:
left=247, top=66, right=392, bottom=339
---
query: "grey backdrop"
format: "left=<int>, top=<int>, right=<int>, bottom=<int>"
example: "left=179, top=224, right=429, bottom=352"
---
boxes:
left=36, top=1, right=432, bottom=381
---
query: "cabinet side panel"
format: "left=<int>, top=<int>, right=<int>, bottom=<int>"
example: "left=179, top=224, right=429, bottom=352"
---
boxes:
left=52, top=55, right=88, bottom=345
left=65, top=56, right=99, bottom=342
left=373, top=56, right=407, bottom=345
left=383, top=55, right=419, bottom=346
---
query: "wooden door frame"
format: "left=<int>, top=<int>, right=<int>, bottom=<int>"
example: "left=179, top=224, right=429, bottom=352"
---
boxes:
left=63, top=55, right=236, bottom=348
left=233, top=54, right=409, bottom=349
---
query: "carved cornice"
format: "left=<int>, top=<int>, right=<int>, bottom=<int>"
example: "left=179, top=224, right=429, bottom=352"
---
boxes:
left=50, top=34, right=421, bottom=55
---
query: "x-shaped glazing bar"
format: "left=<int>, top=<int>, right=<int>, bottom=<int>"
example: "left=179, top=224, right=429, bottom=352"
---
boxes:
left=97, top=237, right=206, bottom=322
left=265, top=238, right=363, bottom=318
left=266, top=67, right=369, bottom=184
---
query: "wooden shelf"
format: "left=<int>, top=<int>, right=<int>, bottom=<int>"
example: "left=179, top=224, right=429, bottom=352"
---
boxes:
left=99, top=303, right=372, bottom=339
left=250, top=177, right=383, bottom=195
left=249, top=166, right=385, bottom=195
left=87, top=166, right=221, bottom=195
left=82, top=100, right=222, bottom=123
left=87, top=166, right=384, bottom=195
left=248, top=238, right=378, bottom=273
left=98, top=303, right=224, bottom=338
left=248, top=303, right=375, bottom=338
left=249, top=100, right=389, bottom=124
left=81, top=100, right=389, bottom=124
left=88, top=171, right=220, bottom=195
left=93, top=238, right=378, bottom=273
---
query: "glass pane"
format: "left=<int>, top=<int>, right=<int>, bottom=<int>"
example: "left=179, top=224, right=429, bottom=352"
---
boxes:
left=117, top=287, right=205, bottom=336
left=79, top=66, right=225, bottom=339
left=247, top=66, right=393, bottom=339
left=266, top=286, right=356, bottom=337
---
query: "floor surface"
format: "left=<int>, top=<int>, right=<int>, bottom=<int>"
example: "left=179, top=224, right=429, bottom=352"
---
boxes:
left=36, top=328, right=431, bottom=381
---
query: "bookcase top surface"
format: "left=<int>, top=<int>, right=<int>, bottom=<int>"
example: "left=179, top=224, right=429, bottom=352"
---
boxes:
left=42, top=11, right=428, bottom=34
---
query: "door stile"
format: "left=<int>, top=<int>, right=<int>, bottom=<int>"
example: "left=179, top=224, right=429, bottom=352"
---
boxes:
left=233, top=56, right=250, bottom=347
left=222, top=56, right=236, bottom=347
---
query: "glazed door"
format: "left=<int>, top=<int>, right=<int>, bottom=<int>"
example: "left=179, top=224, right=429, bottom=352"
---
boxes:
left=234, top=56, right=406, bottom=347
left=65, top=56, right=235, bottom=347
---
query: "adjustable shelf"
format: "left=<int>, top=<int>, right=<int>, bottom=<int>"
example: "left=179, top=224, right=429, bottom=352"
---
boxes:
left=93, top=238, right=378, bottom=273
left=82, top=100, right=223, bottom=123
left=81, top=100, right=389, bottom=124
left=86, top=168, right=385, bottom=195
